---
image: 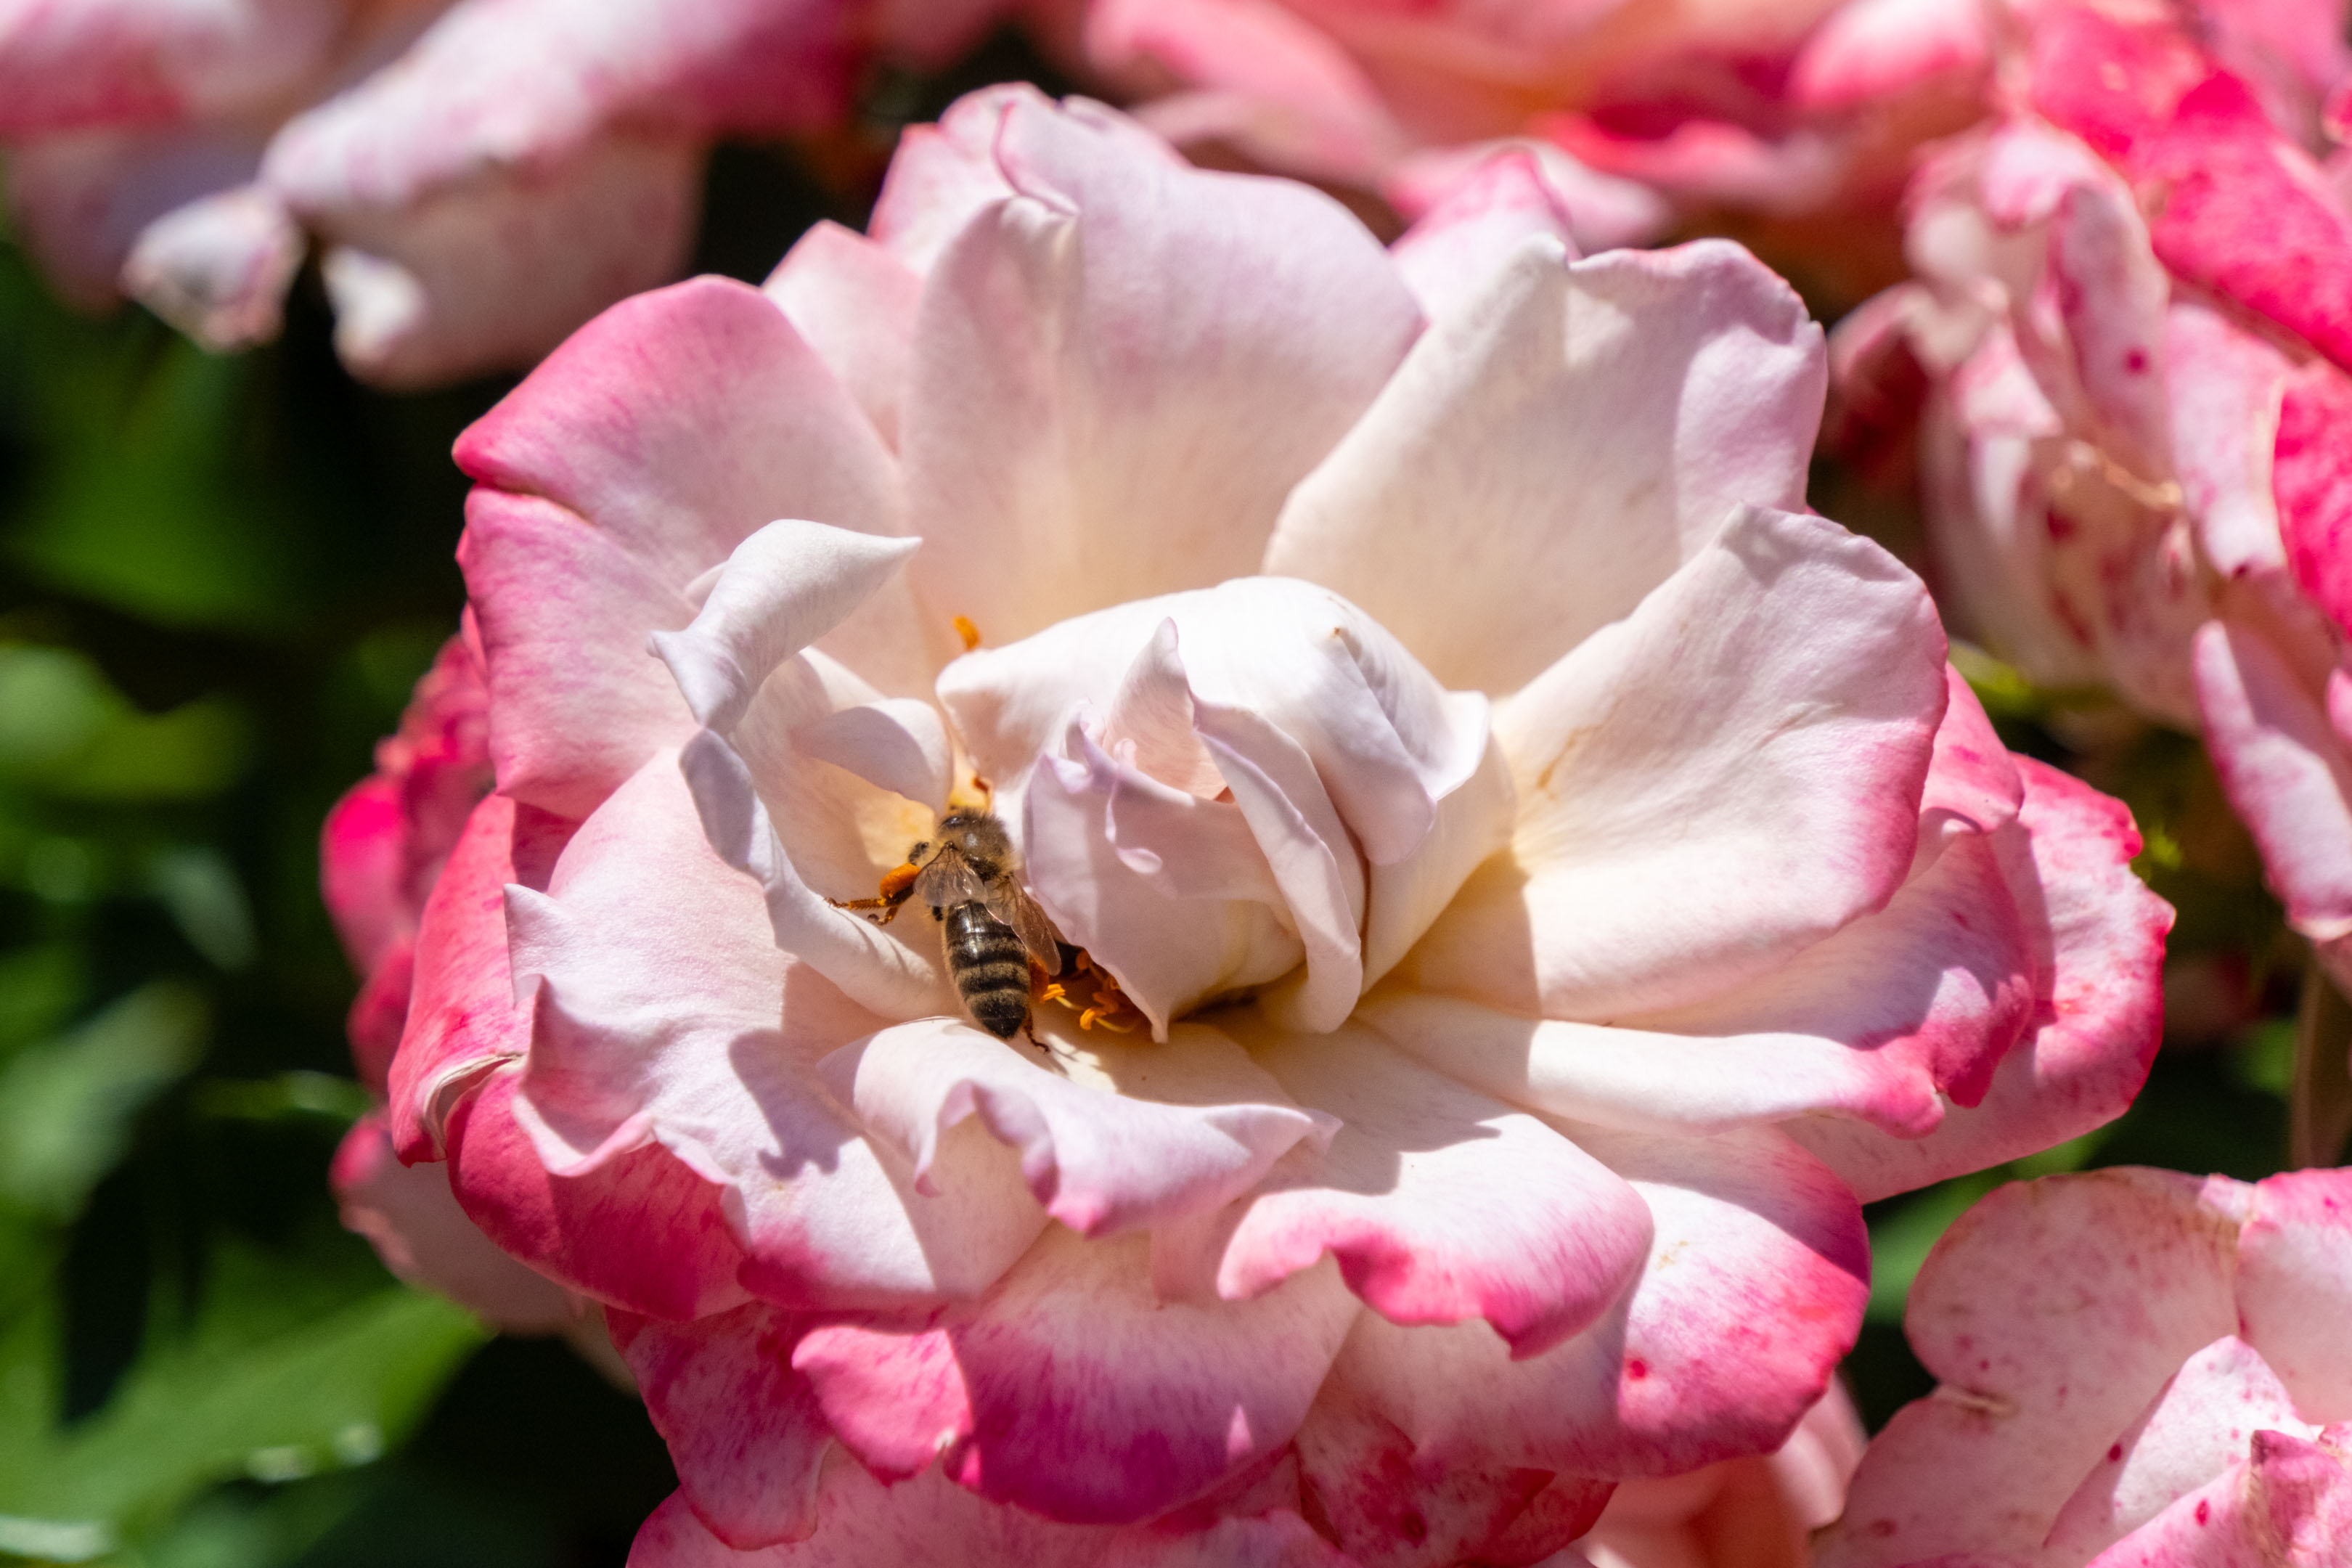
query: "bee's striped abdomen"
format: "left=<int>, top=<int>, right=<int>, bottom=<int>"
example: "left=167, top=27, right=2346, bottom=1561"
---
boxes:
left=944, top=901, right=1029, bottom=1039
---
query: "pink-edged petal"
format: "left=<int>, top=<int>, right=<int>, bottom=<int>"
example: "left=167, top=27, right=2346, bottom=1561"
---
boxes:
left=794, top=1226, right=1360, bottom=1524
left=1397, top=505, right=1944, bottom=1022
left=2170, top=301, right=2294, bottom=585
left=118, top=180, right=301, bottom=351
left=453, top=273, right=905, bottom=615
left=457, top=489, right=698, bottom=820
left=649, top=520, right=920, bottom=734
left=2194, top=616, right=2352, bottom=951
left=1919, top=665, right=2025, bottom=859
left=2274, top=358, right=2352, bottom=637
left=506, top=750, right=1042, bottom=1306
left=1384, top=141, right=1671, bottom=256
left=2081, top=1429, right=2352, bottom=1568
left=1784, top=759, right=2168, bottom=1202
left=0, top=0, right=334, bottom=135
left=331, top=1111, right=574, bottom=1330
left=303, top=133, right=701, bottom=390
left=1298, top=1123, right=1867, bottom=1485
left=898, top=89, right=1421, bottom=644
left=1818, top=1169, right=2239, bottom=1568
left=1266, top=242, right=1826, bottom=696
left=818, top=1015, right=1331, bottom=1238
left=2044, top=1335, right=2319, bottom=1564
left=1367, top=831, right=2034, bottom=1141
left=1085, top=0, right=1405, bottom=185
left=258, top=0, right=846, bottom=212
left=762, top=221, right=921, bottom=449
left=1155, top=1017, right=1651, bottom=1358
left=1387, top=146, right=1580, bottom=323
left=678, top=729, right=954, bottom=1022
left=1786, top=0, right=1990, bottom=111
left=2235, top=1167, right=2352, bottom=1424
left=385, top=793, right=571, bottom=1162
left=446, top=1069, right=751, bottom=1322
left=609, top=1304, right=830, bottom=1549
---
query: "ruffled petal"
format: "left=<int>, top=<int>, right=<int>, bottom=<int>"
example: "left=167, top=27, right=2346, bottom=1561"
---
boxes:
left=505, top=751, right=1043, bottom=1307
left=794, top=1227, right=1360, bottom=1524
left=1266, top=242, right=1826, bottom=696
left=819, top=1016, right=1331, bottom=1238
left=650, top=520, right=920, bottom=735
left=897, top=89, right=1420, bottom=644
left=610, top=1304, right=832, bottom=1550
left=1784, top=759, right=2168, bottom=1202
left=2168, top=302, right=2292, bottom=587
left=1397, top=505, right=1945, bottom=1023
left=2080, top=1429, right=2352, bottom=1567
left=1297, top=1124, right=1867, bottom=1486
left=1155, top=1017, right=1652, bottom=1358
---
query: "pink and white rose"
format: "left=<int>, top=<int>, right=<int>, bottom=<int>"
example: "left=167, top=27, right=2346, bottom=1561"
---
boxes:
left=358, top=84, right=2167, bottom=1565
left=0, top=0, right=860, bottom=386
left=1819, top=1166, right=2352, bottom=1567
left=1835, top=0, right=2352, bottom=995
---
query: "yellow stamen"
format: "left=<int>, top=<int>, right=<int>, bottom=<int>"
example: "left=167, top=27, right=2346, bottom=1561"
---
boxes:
left=952, top=615, right=984, bottom=652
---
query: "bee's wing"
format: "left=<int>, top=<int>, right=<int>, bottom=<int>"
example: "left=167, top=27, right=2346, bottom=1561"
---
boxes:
left=984, top=881, right=1064, bottom=976
left=912, top=849, right=984, bottom=907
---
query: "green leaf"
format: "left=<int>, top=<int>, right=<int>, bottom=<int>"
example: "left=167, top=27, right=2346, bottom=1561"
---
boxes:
left=0, top=945, right=89, bottom=1061
left=0, top=984, right=206, bottom=1220
left=0, top=1285, right=485, bottom=1551
left=0, top=646, right=251, bottom=802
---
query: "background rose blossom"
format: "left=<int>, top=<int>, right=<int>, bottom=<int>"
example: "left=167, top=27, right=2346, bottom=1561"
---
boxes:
left=340, top=82, right=2173, bottom=1565
left=1818, top=1166, right=2352, bottom=1567
left=1832, top=0, right=2352, bottom=1059
left=0, top=0, right=870, bottom=385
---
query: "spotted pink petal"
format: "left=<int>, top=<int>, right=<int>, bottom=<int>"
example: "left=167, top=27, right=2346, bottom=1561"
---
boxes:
left=1396, top=505, right=1945, bottom=1023
left=1267, top=242, right=1826, bottom=696
left=897, top=87, right=1421, bottom=646
left=795, top=1227, right=1360, bottom=1524
left=2236, top=1167, right=2352, bottom=1424
left=2169, top=301, right=2295, bottom=586
left=2274, top=359, right=2352, bottom=638
left=2082, top=1429, right=2352, bottom=1568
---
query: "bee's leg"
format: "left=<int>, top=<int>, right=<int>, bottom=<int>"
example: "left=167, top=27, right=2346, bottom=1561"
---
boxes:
left=1022, top=1010, right=1047, bottom=1053
left=827, top=858, right=923, bottom=924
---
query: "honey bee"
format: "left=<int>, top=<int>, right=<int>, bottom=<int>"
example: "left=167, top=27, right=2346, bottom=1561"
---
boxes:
left=832, top=811, right=1063, bottom=1041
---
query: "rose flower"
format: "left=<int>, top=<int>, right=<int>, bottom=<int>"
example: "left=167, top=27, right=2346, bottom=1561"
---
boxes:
left=0, top=0, right=862, bottom=386
left=1834, top=0, right=2352, bottom=997
left=1819, top=1167, right=2352, bottom=1567
left=351, top=84, right=2167, bottom=1565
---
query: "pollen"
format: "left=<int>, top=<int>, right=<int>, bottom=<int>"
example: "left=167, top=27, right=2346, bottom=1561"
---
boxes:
left=1041, top=949, right=1143, bottom=1034
left=952, top=614, right=984, bottom=652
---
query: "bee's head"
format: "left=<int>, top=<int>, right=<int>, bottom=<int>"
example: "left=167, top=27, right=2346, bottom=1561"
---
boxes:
left=937, top=810, right=1012, bottom=859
